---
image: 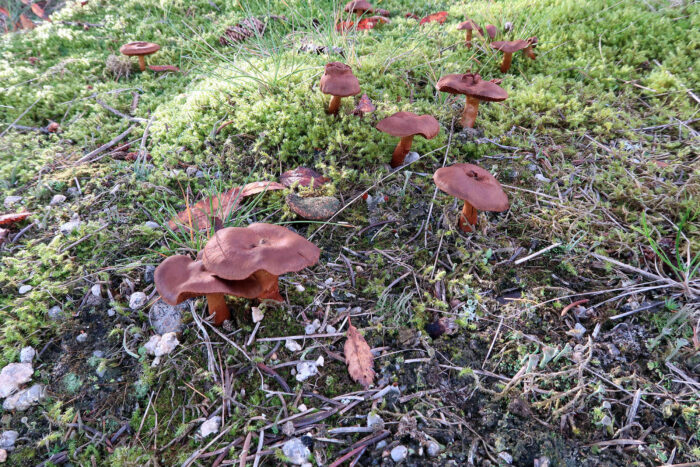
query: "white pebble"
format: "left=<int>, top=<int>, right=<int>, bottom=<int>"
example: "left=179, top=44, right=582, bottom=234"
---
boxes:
left=285, top=339, right=302, bottom=352
left=391, top=445, right=408, bottom=462
left=129, top=292, right=148, bottom=310
left=18, top=285, right=32, bottom=295
left=19, top=347, right=36, bottom=364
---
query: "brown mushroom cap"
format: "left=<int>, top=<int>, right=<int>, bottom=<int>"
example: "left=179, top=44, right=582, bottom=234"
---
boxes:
left=119, top=41, right=160, bottom=56
left=433, top=164, right=509, bottom=212
left=436, top=73, right=508, bottom=102
left=201, top=223, right=320, bottom=280
left=485, top=24, right=498, bottom=39
left=319, top=62, right=361, bottom=98
left=490, top=39, right=530, bottom=53
left=344, top=0, right=373, bottom=13
left=154, top=255, right=262, bottom=305
left=375, top=112, right=440, bottom=139
left=457, top=19, right=482, bottom=34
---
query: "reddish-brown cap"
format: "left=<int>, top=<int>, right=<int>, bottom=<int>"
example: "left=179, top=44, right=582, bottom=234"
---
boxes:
left=457, top=20, right=482, bottom=34
left=376, top=112, right=440, bottom=139
left=320, top=62, right=361, bottom=98
left=280, top=167, right=330, bottom=188
left=485, top=24, right=498, bottom=39
left=344, top=0, right=373, bottom=13
left=436, top=72, right=508, bottom=102
left=154, top=255, right=262, bottom=305
left=352, top=94, right=376, bottom=116
left=490, top=39, right=532, bottom=53
left=120, top=41, right=160, bottom=56
left=433, top=163, right=509, bottom=212
left=201, top=223, right=320, bottom=280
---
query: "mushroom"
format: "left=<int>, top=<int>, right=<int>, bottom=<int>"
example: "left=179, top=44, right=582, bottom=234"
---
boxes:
left=485, top=24, right=498, bottom=39
left=433, top=163, right=509, bottom=233
left=375, top=112, right=440, bottom=168
left=435, top=72, right=507, bottom=128
left=490, top=37, right=537, bottom=72
left=154, top=255, right=263, bottom=325
left=319, top=62, right=361, bottom=115
left=201, top=223, right=320, bottom=302
left=119, top=41, right=160, bottom=72
left=456, top=20, right=483, bottom=48
left=344, top=0, right=373, bottom=17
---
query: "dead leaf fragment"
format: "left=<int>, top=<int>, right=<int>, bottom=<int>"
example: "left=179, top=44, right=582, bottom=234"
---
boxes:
left=344, top=322, right=375, bottom=388
left=148, top=65, right=180, bottom=73
left=19, top=13, right=35, bottom=30
left=279, top=167, right=330, bottom=188
left=0, top=212, right=31, bottom=226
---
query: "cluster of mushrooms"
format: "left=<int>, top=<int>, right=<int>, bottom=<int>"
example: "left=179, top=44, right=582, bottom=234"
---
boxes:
left=152, top=2, right=531, bottom=325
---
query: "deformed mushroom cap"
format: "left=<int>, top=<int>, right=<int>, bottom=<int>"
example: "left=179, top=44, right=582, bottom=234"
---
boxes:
left=457, top=19, right=482, bottom=34
left=320, top=62, right=361, bottom=97
left=119, top=41, right=160, bottom=56
left=433, top=163, right=509, bottom=212
left=154, top=255, right=262, bottom=305
left=485, top=24, right=498, bottom=39
left=490, top=39, right=530, bottom=53
left=436, top=73, right=508, bottom=102
left=376, top=112, right=440, bottom=139
left=344, top=0, right=373, bottom=13
left=202, top=223, right=320, bottom=280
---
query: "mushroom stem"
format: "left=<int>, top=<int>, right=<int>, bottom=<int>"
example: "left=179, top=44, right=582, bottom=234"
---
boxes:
left=465, top=30, right=472, bottom=48
left=390, top=135, right=415, bottom=168
left=458, top=201, right=478, bottom=233
left=252, top=270, right=284, bottom=302
left=328, top=95, right=342, bottom=115
left=137, top=55, right=146, bottom=72
left=205, top=293, right=231, bottom=325
left=461, top=96, right=480, bottom=128
left=523, top=46, right=536, bottom=60
left=500, top=52, right=513, bottom=72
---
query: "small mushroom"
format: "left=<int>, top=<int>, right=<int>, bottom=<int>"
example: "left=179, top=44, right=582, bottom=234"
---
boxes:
left=375, top=112, right=440, bottom=168
left=433, top=163, right=509, bottom=233
left=119, top=41, right=160, bottom=72
left=201, top=223, right=320, bottom=302
left=352, top=93, right=376, bottom=117
left=436, top=72, right=507, bottom=128
left=490, top=37, right=537, bottom=72
left=154, top=255, right=262, bottom=325
left=319, top=62, right=361, bottom=115
left=344, top=0, right=373, bottom=17
left=485, top=24, right=498, bottom=39
left=457, top=20, right=483, bottom=48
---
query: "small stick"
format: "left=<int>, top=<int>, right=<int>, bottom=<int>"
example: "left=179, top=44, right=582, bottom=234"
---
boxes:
left=75, top=125, right=135, bottom=164
left=514, top=242, right=562, bottom=265
left=560, top=299, right=589, bottom=317
left=239, top=431, right=253, bottom=467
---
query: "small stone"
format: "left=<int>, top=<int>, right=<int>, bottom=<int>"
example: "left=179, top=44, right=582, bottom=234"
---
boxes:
left=390, top=445, right=408, bottom=462
left=144, top=335, right=161, bottom=356
left=426, top=441, right=440, bottom=457
left=92, top=350, right=105, bottom=358
left=129, top=292, right=148, bottom=310
left=498, top=452, right=513, bottom=464
left=48, top=306, right=63, bottom=320
left=286, top=194, right=340, bottom=220
left=534, top=174, right=551, bottom=183
left=297, top=403, right=308, bottom=412
left=285, top=339, right=302, bottom=352
left=0, top=431, right=18, bottom=449
left=18, top=285, right=32, bottom=295
left=282, top=420, right=295, bottom=436
left=251, top=307, right=264, bottom=323
left=3, top=196, right=22, bottom=209
left=0, top=363, right=33, bottom=398
left=3, top=384, right=46, bottom=411
left=148, top=300, right=185, bottom=334
left=107, top=308, right=116, bottom=317
left=295, top=361, right=319, bottom=382
left=305, top=319, right=320, bottom=335
left=145, top=333, right=179, bottom=366
left=282, top=438, right=311, bottom=465
left=367, top=413, right=384, bottom=430
left=144, top=265, right=156, bottom=284
left=295, top=284, right=305, bottom=292
left=143, top=221, right=160, bottom=230
left=376, top=440, right=387, bottom=450
left=90, top=284, right=101, bottom=297
left=0, top=448, right=6, bottom=462
left=49, top=194, right=66, bottom=206
left=326, top=325, right=337, bottom=334
left=59, top=220, right=81, bottom=235
left=19, top=347, right=35, bottom=364
left=198, top=416, right=221, bottom=438
left=76, top=333, right=88, bottom=343
left=186, top=166, right=198, bottom=177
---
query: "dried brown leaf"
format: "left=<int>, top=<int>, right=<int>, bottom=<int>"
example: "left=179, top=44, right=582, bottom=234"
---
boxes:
left=344, top=322, right=375, bottom=388
left=0, top=212, right=31, bottom=226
